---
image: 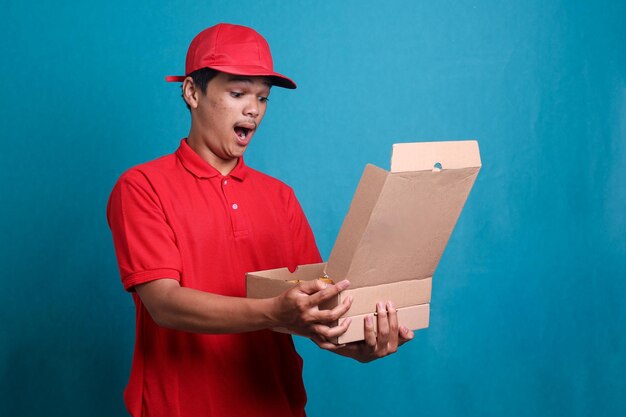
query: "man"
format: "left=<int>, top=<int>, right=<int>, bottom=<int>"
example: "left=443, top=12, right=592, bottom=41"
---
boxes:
left=107, top=23, right=413, bottom=417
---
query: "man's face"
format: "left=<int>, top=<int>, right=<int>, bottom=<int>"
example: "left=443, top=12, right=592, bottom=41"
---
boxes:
left=188, top=72, right=271, bottom=168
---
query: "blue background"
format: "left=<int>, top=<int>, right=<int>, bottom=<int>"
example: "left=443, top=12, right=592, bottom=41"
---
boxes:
left=1, top=1, right=625, bottom=416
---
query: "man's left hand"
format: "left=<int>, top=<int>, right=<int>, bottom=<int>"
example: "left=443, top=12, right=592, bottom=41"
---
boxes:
left=313, top=300, right=414, bottom=363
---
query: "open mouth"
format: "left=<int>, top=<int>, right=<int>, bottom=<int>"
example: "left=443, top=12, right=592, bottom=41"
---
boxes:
left=234, top=122, right=256, bottom=145
left=234, top=126, right=251, bottom=140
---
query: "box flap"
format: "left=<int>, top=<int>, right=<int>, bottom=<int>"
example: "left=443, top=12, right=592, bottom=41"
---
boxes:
left=391, top=140, right=481, bottom=172
left=326, top=141, right=481, bottom=287
left=325, top=164, right=388, bottom=281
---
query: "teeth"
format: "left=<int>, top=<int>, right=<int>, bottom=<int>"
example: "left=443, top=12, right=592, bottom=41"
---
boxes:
left=235, top=124, right=255, bottom=141
left=235, top=127, right=246, bottom=139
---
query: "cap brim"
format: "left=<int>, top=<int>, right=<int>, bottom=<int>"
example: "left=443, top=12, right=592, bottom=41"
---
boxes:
left=165, top=65, right=297, bottom=89
left=165, top=75, right=187, bottom=82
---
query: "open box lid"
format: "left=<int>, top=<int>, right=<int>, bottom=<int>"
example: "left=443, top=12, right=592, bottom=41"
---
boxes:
left=325, top=140, right=481, bottom=288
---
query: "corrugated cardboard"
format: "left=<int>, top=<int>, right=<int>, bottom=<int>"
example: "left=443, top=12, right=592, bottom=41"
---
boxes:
left=247, top=141, right=481, bottom=343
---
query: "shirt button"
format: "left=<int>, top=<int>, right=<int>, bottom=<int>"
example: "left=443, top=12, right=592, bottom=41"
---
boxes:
left=223, top=180, right=228, bottom=185
left=232, top=203, right=238, bottom=210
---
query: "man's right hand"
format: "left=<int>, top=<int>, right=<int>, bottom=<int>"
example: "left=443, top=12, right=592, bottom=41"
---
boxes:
left=271, top=279, right=353, bottom=349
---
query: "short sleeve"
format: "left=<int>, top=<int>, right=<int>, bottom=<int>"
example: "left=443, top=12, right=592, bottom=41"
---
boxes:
left=286, top=189, right=322, bottom=266
left=107, top=169, right=182, bottom=291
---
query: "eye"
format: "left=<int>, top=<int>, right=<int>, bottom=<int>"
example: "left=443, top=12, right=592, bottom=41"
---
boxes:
left=230, top=91, right=243, bottom=98
left=259, top=96, right=269, bottom=104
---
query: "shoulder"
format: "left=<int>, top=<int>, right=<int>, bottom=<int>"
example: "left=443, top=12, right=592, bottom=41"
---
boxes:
left=109, top=154, right=180, bottom=209
left=114, top=153, right=178, bottom=188
left=121, top=153, right=177, bottom=181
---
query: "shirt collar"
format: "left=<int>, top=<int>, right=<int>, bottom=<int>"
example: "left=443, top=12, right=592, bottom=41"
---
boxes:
left=176, top=139, right=248, bottom=181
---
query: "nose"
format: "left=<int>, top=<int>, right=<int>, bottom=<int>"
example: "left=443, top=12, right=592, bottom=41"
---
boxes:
left=244, top=98, right=259, bottom=118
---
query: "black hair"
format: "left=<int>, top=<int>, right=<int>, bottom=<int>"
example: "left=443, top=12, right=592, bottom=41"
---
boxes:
left=183, top=67, right=220, bottom=110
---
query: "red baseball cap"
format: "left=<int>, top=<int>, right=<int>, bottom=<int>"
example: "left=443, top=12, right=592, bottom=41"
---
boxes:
left=165, top=23, right=296, bottom=89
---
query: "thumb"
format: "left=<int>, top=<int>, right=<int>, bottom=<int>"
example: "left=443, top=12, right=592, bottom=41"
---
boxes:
left=296, top=278, right=329, bottom=295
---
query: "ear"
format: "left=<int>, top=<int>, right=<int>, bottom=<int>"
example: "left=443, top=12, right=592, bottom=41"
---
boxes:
left=182, top=77, right=200, bottom=109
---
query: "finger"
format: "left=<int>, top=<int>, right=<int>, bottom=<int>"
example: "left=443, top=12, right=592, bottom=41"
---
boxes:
left=297, top=278, right=330, bottom=295
left=363, top=314, right=377, bottom=348
left=375, top=302, right=390, bottom=350
left=386, top=300, right=399, bottom=351
left=312, top=318, right=352, bottom=339
left=398, top=325, right=414, bottom=347
left=306, top=279, right=350, bottom=307
left=315, top=295, right=353, bottom=322
left=311, top=335, right=346, bottom=351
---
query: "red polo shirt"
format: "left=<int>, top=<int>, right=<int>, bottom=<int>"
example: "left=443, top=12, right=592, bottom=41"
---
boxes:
left=107, top=139, right=321, bottom=417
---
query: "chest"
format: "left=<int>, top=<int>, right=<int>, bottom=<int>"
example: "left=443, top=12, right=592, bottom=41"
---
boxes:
left=161, top=177, right=291, bottom=256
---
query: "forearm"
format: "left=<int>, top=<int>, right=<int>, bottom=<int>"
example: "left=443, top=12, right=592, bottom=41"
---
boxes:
left=137, top=280, right=279, bottom=334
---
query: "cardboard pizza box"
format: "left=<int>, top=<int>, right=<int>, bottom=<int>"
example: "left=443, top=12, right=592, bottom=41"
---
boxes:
left=247, top=140, right=481, bottom=343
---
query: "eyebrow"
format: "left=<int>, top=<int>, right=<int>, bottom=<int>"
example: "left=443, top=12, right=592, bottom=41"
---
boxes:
left=226, top=75, right=272, bottom=87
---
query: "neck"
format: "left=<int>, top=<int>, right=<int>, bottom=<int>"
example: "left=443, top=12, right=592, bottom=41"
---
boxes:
left=186, top=133, right=238, bottom=176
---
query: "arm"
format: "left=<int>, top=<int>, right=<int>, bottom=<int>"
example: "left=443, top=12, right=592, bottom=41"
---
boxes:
left=109, top=173, right=353, bottom=340
left=136, top=277, right=354, bottom=341
left=314, top=300, right=414, bottom=363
